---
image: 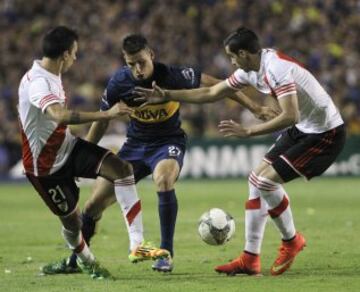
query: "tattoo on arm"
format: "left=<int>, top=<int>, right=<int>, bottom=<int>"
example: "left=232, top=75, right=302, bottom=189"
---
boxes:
left=69, top=111, right=81, bottom=124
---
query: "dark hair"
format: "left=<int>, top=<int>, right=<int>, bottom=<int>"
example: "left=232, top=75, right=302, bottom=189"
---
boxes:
left=122, top=34, right=148, bottom=54
left=42, top=26, right=78, bottom=59
left=223, top=27, right=261, bottom=54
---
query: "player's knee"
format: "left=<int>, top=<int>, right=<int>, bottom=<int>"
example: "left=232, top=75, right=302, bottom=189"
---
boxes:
left=256, top=175, right=281, bottom=200
left=248, top=171, right=256, bottom=187
left=154, top=174, right=175, bottom=191
left=248, top=171, right=268, bottom=187
left=258, top=165, right=283, bottom=184
left=111, top=155, right=133, bottom=177
left=120, top=159, right=133, bottom=176
left=100, top=154, right=134, bottom=181
left=248, top=172, right=270, bottom=199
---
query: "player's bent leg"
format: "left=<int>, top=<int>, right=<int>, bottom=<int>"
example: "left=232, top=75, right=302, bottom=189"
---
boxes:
left=58, top=205, right=82, bottom=232
left=257, top=163, right=284, bottom=183
left=98, top=154, right=167, bottom=263
left=99, top=154, right=144, bottom=249
left=83, top=177, right=117, bottom=219
left=81, top=177, right=116, bottom=246
left=60, top=206, right=113, bottom=280
left=67, top=178, right=116, bottom=269
left=60, top=207, right=95, bottom=266
left=98, top=153, right=133, bottom=182
left=245, top=161, right=271, bottom=256
left=42, top=207, right=87, bottom=275
left=81, top=177, right=115, bottom=246
left=151, top=159, right=180, bottom=272
left=243, top=174, right=268, bottom=258
left=215, top=161, right=269, bottom=276
left=253, top=160, right=273, bottom=177
left=41, top=208, right=83, bottom=275
left=257, top=165, right=306, bottom=275
left=153, top=159, right=180, bottom=192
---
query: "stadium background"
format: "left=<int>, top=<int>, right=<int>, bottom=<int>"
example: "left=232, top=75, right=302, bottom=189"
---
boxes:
left=0, top=0, right=359, bottom=177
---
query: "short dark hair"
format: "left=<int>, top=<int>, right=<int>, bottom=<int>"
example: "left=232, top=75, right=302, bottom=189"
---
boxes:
left=42, top=26, right=78, bottom=59
left=223, top=27, right=261, bottom=54
left=122, top=34, right=148, bottom=54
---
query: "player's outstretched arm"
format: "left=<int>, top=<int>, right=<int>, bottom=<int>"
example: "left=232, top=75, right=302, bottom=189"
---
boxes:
left=227, top=92, right=278, bottom=121
left=201, top=73, right=278, bottom=121
left=45, top=102, right=134, bottom=125
left=134, top=81, right=234, bottom=104
left=219, top=94, right=299, bottom=137
left=200, top=73, right=222, bottom=87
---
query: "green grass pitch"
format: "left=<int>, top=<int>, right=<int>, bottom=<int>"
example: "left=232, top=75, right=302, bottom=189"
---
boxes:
left=1, top=178, right=360, bottom=291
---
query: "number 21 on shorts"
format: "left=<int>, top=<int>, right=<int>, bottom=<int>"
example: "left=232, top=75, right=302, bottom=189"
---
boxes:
left=48, top=185, right=69, bottom=213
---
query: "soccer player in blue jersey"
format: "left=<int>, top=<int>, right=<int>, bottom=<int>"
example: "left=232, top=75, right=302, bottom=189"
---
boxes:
left=47, top=34, right=275, bottom=273
left=134, top=27, right=346, bottom=276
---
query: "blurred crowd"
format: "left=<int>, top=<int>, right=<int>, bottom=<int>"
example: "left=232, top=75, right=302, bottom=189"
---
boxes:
left=0, top=0, right=360, bottom=174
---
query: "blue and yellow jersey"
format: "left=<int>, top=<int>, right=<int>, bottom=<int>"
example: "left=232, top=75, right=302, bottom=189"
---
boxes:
left=100, top=62, right=201, bottom=142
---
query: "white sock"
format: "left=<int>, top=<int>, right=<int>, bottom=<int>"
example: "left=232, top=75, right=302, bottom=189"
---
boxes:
left=244, top=172, right=268, bottom=254
left=256, top=175, right=296, bottom=240
left=114, top=175, right=144, bottom=251
left=61, top=227, right=95, bottom=263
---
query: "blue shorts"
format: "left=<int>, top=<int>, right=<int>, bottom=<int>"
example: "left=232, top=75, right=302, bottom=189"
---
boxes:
left=117, top=138, right=186, bottom=183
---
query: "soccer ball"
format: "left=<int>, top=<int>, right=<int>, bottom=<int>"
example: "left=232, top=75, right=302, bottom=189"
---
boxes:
left=198, top=208, right=235, bottom=245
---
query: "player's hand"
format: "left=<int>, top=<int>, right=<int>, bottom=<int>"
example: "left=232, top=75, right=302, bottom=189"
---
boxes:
left=218, top=119, right=251, bottom=138
left=107, top=102, right=134, bottom=118
left=254, top=106, right=279, bottom=121
left=133, top=81, right=168, bottom=105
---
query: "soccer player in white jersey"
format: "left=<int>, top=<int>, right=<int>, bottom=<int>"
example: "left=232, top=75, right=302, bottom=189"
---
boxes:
left=134, top=27, right=346, bottom=276
left=18, top=26, right=169, bottom=279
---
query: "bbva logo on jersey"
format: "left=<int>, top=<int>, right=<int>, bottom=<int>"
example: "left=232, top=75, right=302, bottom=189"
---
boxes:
left=133, top=108, right=169, bottom=121
left=133, top=102, right=179, bottom=122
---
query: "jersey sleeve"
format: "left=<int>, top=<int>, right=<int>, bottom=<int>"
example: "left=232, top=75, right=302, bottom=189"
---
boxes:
left=28, top=77, right=62, bottom=113
left=226, top=69, right=249, bottom=90
left=268, top=62, right=296, bottom=99
left=100, top=88, right=111, bottom=111
left=100, top=80, right=120, bottom=111
left=169, top=66, right=202, bottom=89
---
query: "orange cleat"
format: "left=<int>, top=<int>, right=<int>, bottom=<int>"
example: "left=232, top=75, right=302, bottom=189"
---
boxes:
left=270, top=232, right=306, bottom=276
left=215, top=252, right=261, bottom=276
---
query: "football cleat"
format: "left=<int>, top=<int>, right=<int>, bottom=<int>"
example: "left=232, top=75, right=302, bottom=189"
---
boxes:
left=129, top=242, right=170, bottom=263
left=152, top=257, right=174, bottom=272
left=77, top=259, right=113, bottom=280
left=41, top=258, right=81, bottom=275
left=270, top=232, right=306, bottom=276
left=215, top=252, right=261, bottom=276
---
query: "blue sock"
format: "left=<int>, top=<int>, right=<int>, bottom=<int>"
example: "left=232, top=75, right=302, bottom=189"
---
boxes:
left=157, top=190, right=178, bottom=257
left=68, top=212, right=97, bottom=267
left=81, top=212, right=97, bottom=244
